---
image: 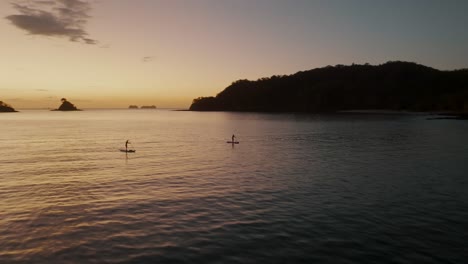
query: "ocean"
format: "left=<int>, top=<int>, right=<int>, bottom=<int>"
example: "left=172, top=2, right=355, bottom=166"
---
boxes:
left=1, top=109, right=467, bottom=263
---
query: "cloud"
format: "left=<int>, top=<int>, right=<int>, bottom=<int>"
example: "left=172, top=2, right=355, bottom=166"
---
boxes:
left=5, top=0, right=97, bottom=44
left=35, top=1, right=56, bottom=5
left=35, top=89, right=48, bottom=92
left=5, top=98, right=24, bottom=101
left=142, top=56, right=154, bottom=62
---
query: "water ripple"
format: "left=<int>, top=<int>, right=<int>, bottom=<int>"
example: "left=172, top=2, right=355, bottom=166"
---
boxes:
left=1, top=110, right=468, bottom=263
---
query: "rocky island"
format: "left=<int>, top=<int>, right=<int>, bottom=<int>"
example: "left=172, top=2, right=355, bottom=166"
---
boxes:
left=53, top=98, right=81, bottom=111
left=141, top=105, right=157, bottom=109
left=0, top=100, right=17, bottom=112
left=190, top=61, right=468, bottom=114
left=128, top=105, right=156, bottom=109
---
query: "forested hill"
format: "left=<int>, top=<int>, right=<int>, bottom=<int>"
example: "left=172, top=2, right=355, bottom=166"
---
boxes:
left=189, top=61, right=468, bottom=113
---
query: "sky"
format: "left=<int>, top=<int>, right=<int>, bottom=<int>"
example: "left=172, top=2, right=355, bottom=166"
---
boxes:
left=1, top=0, right=468, bottom=109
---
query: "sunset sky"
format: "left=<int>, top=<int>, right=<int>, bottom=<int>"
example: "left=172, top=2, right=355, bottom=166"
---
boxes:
left=1, top=0, right=467, bottom=109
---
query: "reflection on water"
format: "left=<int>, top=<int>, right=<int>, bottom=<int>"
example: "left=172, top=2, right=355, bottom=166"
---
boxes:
left=1, top=110, right=468, bottom=263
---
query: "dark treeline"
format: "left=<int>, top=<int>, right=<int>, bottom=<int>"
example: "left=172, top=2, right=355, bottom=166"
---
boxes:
left=190, top=61, right=468, bottom=113
left=0, top=100, right=17, bottom=112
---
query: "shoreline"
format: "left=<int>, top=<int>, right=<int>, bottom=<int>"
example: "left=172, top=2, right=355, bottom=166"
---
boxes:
left=5, top=108, right=467, bottom=119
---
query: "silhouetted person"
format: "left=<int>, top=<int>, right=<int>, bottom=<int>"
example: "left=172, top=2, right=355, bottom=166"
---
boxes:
left=232, top=134, right=236, bottom=142
left=126, top=140, right=129, bottom=151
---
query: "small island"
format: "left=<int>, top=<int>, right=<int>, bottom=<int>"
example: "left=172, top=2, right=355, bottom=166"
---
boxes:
left=0, top=100, right=17, bottom=112
left=53, top=98, right=81, bottom=111
left=141, top=105, right=157, bottom=109
left=128, top=105, right=156, bottom=109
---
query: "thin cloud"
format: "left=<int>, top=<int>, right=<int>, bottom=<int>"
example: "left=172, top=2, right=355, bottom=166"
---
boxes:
left=35, top=89, right=48, bottom=92
left=142, top=56, right=155, bottom=62
left=5, top=0, right=97, bottom=44
left=35, top=1, right=56, bottom=5
left=5, top=98, right=24, bottom=101
left=71, top=98, right=93, bottom=103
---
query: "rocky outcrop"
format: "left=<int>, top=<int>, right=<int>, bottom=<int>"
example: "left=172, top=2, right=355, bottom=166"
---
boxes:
left=54, top=98, right=80, bottom=111
left=0, top=100, right=17, bottom=112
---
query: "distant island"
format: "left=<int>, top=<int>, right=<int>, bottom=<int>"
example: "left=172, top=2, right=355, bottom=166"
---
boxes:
left=129, top=105, right=157, bottom=109
left=189, top=61, right=468, bottom=114
left=53, top=98, right=81, bottom=111
left=141, top=105, right=157, bottom=109
left=0, top=100, right=17, bottom=112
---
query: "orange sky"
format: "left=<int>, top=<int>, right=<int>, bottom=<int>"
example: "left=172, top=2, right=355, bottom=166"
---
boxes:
left=1, top=0, right=467, bottom=109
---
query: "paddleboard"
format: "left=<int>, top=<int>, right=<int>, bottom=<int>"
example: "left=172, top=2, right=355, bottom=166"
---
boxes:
left=120, top=149, right=136, bottom=153
left=227, top=141, right=239, bottom=144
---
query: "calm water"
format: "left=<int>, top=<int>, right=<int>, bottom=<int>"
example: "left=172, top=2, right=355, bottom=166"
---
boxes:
left=1, top=110, right=467, bottom=263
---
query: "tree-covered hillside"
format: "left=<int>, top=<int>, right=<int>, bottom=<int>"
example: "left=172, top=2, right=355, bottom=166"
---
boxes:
left=190, top=62, right=468, bottom=113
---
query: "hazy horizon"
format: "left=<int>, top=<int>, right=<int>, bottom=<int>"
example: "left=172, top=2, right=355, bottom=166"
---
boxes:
left=1, top=0, right=468, bottom=109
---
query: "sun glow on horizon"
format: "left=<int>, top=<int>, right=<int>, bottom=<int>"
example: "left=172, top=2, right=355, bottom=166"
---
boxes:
left=1, top=0, right=467, bottom=109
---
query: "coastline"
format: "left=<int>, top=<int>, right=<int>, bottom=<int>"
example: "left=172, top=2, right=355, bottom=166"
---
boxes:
left=187, top=108, right=468, bottom=120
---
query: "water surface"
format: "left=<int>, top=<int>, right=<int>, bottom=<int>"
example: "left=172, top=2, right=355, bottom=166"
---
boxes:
left=1, top=110, right=467, bottom=263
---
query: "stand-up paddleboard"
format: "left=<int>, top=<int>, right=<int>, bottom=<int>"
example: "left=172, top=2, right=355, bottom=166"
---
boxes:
left=120, top=140, right=136, bottom=152
left=227, top=141, right=239, bottom=144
